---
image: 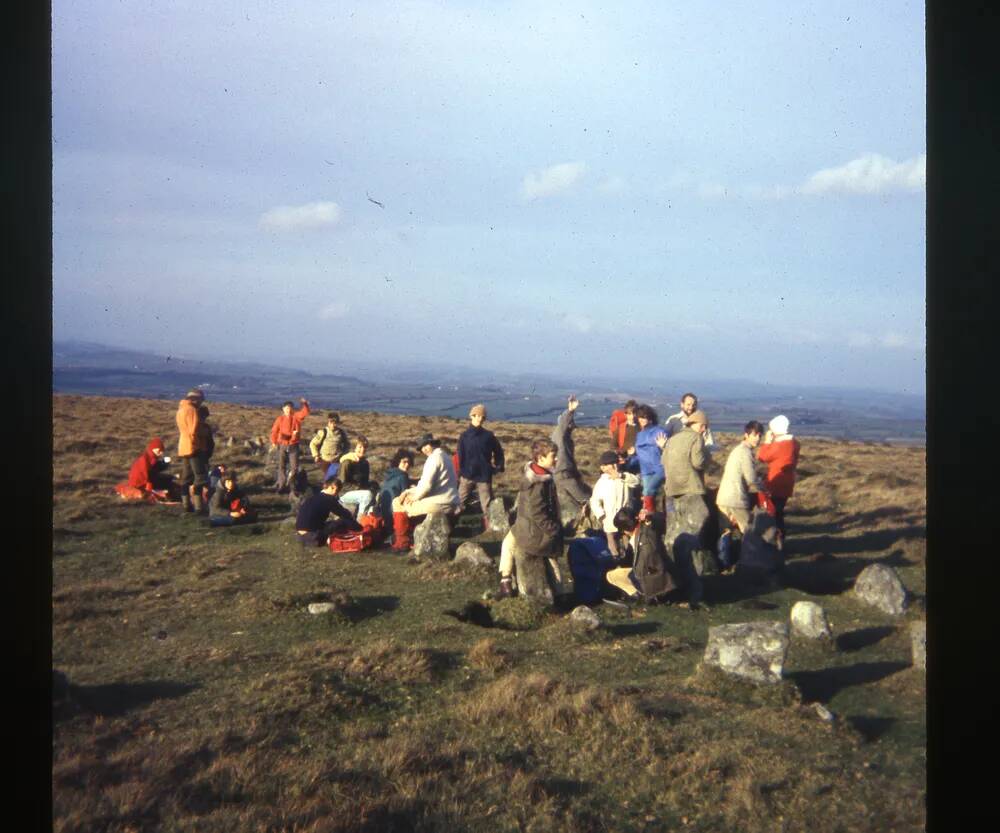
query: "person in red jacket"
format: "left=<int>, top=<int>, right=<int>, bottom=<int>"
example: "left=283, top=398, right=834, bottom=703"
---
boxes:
left=115, top=437, right=177, bottom=502
left=608, top=400, right=638, bottom=453
left=757, top=415, right=801, bottom=548
left=270, top=397, right=311, bottom=492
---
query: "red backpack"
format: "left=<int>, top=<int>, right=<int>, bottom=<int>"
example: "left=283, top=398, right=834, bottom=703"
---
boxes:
left=327, top=514, right=385, bottom=553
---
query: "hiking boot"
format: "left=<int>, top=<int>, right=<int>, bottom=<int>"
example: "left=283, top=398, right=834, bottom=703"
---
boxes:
left=191, top=492, right=206, bottom=514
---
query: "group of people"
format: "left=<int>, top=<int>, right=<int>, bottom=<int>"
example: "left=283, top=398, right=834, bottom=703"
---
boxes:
left=116, top=387, right=800, bottom=606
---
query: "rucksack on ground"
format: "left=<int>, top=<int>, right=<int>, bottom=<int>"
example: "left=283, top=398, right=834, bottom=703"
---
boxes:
left=327, top=513, right=386, bottom=553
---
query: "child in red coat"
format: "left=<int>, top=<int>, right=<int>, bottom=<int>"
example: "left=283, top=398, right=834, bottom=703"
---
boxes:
left=757, top=415, right=801, bottom=546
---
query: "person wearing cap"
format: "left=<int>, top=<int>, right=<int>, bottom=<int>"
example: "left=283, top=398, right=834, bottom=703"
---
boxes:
left=176, top=389, right=209, bottom=512
left=269, top=396, right=311, bottom=493
left=664, top=393, right=718, bottom=454
left=456, top=404, right=505, bottom=526
left=589, top=450, right=640, bottom=556
left=757, top=415, right=801, bottom=546
left=390, top=433, right=460, bottom=551
left=716, top=420, right=767, bottom=536
left=208, top=471, right=258, bottom=527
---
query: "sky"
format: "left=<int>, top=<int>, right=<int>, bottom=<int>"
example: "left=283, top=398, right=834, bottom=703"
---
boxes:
left=52, top=1, right=926, bottom=396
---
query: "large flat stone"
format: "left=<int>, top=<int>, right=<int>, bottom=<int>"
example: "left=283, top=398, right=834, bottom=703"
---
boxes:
left=703, top=621, right=790, bottom=684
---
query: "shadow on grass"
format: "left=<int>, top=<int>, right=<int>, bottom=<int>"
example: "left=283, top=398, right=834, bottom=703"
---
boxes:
left=604, top=621, right=661, bottom=637
left=352, top=595, right=401, bottom=622
left=781, top=549, right=915, bottom=596
left=790, top=525, right=925, bottom=557
left=846, top=715, right=898, bottom=742
left=68, top=679, right=199, bottom=718
left=788, top=661, right=909, bottom=704
left=790, top=506, right=922, bottom=536
left=836, top=626, right=897, bottom=652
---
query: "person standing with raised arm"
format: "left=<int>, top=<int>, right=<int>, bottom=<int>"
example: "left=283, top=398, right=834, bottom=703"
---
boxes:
left=550, top=395, right=592, bottom=523
left=270, top=397, right=310, bottom=493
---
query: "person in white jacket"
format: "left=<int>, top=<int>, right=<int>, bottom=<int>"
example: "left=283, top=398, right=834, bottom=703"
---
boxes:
left=393, top=433, right=460, bottom=517
left=589, top=451, right=640, bottom=556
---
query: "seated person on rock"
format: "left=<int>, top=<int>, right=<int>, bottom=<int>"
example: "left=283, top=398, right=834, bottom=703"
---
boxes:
left=497, top=438, right=563, bottom=599
left=589, top=450, right=640, bottom=557
left=309, top=412, right=350, bottom=475
left=390, top=434, right=460, bottom=552
left=379, top=448, right=415, bottom=529
left=294, top=476, right=361, bottom=547
left=337, top=435, right=378, bottom=517
left=606, top=506, right=697, bottom=607
left=208, top=471, right=258, bottom=527
left=116, top=437, right=178, bottom=502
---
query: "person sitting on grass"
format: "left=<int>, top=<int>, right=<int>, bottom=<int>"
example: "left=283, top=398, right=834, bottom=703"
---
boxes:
left=456, top=404, right=505, bottom=527
left=208, top=471, right=258, bottom=527
left=115, top=437, right=178, bottom=502
left=294, top=476, right=361, bottom=547
left=589, top=450, right=640, bottom=557
left=337, top=435, right=378, bottom=517
left=309, top=412, right=350, bottom=476
left=633, top=404, right=669, bottom=513
left=390, top=434, right=460, bottom=552
left=379, top=449, right=415, bottom=530
left=207, top=462, right=228, bottom=499
left=605, top=506, right=695, bottom=607
left=270, top=396, right=311, bottom=493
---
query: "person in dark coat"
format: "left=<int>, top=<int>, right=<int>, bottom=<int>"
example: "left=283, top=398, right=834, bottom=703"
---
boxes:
left=379, top=449, right=415, bottom=529
left=549, top=395, right=592, bottom=522
left=208, top=472, right=258, bottom=527
left=294, top=477, right=361, bottom=546
left=456, top=404, right=505, bottom=525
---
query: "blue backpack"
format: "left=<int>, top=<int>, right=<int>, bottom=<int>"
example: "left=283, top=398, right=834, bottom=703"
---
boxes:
left=568, top=536, right=617, bottom=604
left=325, top=461, right=341, bottom=480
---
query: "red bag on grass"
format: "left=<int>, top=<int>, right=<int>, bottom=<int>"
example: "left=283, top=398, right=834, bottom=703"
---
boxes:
left=328, top=513, right=385, bottom=553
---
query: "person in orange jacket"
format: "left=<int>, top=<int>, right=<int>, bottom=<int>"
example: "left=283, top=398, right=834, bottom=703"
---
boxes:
left=176, top=389, right=208, bottom=512
left=608, top=399, right=639, bottom=454
left=757, top=415, right=801, bottom=547
left=270, top=397, right=311, bottom=492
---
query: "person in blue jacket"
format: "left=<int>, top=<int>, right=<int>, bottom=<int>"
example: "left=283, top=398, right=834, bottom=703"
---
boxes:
left=456, top=404, right=505, bottom=525
left=634, top=404, right=668, bottom=513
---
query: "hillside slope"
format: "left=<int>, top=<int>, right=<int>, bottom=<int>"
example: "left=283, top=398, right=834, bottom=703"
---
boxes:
left=53, top=394, right=926, bottom=832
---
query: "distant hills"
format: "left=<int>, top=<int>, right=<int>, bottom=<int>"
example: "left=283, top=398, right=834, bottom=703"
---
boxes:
left=52, top=341, right=925, bottom=443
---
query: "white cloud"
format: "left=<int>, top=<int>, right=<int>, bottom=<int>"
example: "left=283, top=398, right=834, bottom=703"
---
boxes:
left=519, top=162, right=587, bottom=201
left=799, top=153, right=926, bottom=196
left=318, top=302, right=350, bottom=320
left=562, top=313, right=593, bottom=334
left=597, top=175, right=627, bottom=195
left=845, top=330, right=922, bottom=350
left=259, top=201, right=343, bottom=231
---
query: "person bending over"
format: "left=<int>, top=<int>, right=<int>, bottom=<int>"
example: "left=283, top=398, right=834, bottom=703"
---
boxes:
left=294, top=477, right=361, bottom=547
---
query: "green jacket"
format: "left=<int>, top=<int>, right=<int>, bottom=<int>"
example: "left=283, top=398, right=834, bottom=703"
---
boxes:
left=663, top=428, right=707, bottom=497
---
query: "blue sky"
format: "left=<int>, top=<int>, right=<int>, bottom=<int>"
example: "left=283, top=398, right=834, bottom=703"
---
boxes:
left=53, top=1, right=925, bottom=395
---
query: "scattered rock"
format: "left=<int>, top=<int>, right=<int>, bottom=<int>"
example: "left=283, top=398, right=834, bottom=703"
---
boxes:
left=790, top=601, right=832, bottom=640
left=308, top=602, right=338, bottom=615
left=559, top=503, right=583, bottom=537
left=412, top=512, right=452, bottom=560
left=485, top=496, right=512, bottom=535
left=910, top=620, right=926, bottom=670
left=703, top=621, right=790, bottom=684
left=853, top=564, right=908, bottom=615
left=226, top=436, right=236, bottom=447
left=569, top=605, right=601, bottom=631
left=510, top=540, right=554, bottom=603
left=454, top=541, right=493, bottom=568
left=812, top=702, right=836, bottom=724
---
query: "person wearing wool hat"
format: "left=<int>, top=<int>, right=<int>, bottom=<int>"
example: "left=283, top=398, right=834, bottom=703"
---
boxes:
left=115, top=437, right=178, bottom=502
left=176, top=389, right=209, bottom=512
left=758, top=415, right=801, bottom=547
left=456, top=404, right=505, bottom=527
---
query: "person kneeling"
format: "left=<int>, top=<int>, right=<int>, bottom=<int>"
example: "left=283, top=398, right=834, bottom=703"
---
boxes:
left=208, top=472, right=258, bottom=527
left=295, top=477, right=361, bottom=547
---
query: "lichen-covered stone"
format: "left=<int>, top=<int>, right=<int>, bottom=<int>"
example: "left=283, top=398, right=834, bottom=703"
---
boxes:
left=910, top=620, right=926, bottom=670
left=703, top=621, right=790, bottom=684
left=490, top=596, right=548, bottom=630
left=486, top=496, right=512, bottom=534
left=569, top=605, right=601, bottom=631
left=790, top=601, right=832, bottom=640
left=512, top=544, right=555, bottom=603
left=413, top=512, right=452, bottom=560
left=454, top=541, right=493, bottom=568
left=853, top=564, right=908, bottom=615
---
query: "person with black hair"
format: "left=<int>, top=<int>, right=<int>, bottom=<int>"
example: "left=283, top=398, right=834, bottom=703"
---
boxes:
left=390, top=434, right=459, bottom=551
left=634, top=404, right=669, bottom=513
left=380, top=448, right=415, bottom=529
left=270, top=396, right=311, bottom=493
left=716, top=420, right=766, bottom=536
left=294, top=476, right=361, bottom=547
left=209, top=471, right=258, bottom=527
left=604, top=506, right=687, bottom=605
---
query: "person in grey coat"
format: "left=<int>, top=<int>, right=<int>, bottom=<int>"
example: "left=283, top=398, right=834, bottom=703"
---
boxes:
left=549, top=395, right=592, bottom=517
left=716, top=420, right=766, bottom=534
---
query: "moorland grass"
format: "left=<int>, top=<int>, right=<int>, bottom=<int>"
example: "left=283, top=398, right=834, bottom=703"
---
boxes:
left=53, top=394, right=926, bottom=832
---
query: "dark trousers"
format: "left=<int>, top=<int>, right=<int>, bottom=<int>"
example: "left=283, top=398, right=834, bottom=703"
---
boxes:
left=772, top=497, right=788, bottom=537
left=296, top=518, right=352, bottom=547
left=275, top=445, right=300, bottom=489
left=458, top=477, right=493, bottom=514
left=178, top=453, right=209, bottom=488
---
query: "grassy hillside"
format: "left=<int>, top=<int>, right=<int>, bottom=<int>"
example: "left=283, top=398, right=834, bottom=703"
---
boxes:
left=52, top=394, right=926, bottom=832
